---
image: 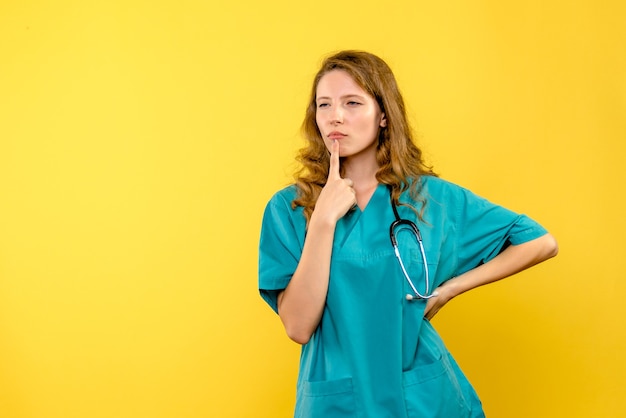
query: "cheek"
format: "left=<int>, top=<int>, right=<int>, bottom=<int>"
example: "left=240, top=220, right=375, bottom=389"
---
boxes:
left=357, top=114, right=379, bottom=133
left=314, top=119, right=330, bottom=148
left=315, top=114, right=325, bottom=132
left=314, top=116, right=323, bottom=135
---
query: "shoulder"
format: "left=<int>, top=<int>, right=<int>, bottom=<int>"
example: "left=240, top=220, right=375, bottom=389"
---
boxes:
left=420, top=175, right=464, bottom=191
left=413, top=175, right=470, bottom=201
left=420, top=175, right=454, bottom=190
left=260, top=185, right=307, bottom=259
left=262, top=184, right=305, bottom=228
left=406, top=176, right=495, bottom=221
left=266, top=184, right=299, bottom=208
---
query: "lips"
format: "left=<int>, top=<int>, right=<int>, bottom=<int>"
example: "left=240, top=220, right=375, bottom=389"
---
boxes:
left=327, top=131, right=347, bottom=140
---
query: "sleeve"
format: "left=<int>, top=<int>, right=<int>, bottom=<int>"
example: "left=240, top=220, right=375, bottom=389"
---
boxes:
left=258, top=190, right=305, bottom=314
left=453, top=185, right=548, bottom=276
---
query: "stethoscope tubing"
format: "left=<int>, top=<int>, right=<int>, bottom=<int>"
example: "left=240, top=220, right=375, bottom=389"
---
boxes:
left=388, top=189, right=436, bottom=300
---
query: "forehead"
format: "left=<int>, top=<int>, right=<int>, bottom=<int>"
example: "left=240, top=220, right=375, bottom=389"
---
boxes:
left=316, top=69, right=369, bottom=97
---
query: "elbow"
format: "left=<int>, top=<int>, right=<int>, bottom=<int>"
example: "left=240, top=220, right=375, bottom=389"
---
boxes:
left=285, top=327, right=313, bottom=345
left=279, top=310, right=314, bottom=345
left=543, top=233, right=559, bottom=259
left=281, top=316, right=315, bottom=345
left=277, top=292, right=316, bottom=345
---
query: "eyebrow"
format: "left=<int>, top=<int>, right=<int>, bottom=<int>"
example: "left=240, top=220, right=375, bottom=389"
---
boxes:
left=316, top=94, right=366, bottom=101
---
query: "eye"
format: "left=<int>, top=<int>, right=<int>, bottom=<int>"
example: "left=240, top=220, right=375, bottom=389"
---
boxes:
left=347, top=101, right=362, bottom=106
left=317, top=103, right=330, bottom=108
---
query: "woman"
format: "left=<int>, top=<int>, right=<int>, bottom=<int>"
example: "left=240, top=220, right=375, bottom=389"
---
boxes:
left=258, top=50, right=558, bottom=417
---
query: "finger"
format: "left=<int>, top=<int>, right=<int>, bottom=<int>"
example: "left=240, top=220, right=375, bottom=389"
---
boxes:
left=328, top=140, right=341, bottom=180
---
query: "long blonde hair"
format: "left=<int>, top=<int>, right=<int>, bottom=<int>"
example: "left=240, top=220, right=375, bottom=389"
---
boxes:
left=292, top=50, right=436, bottom=222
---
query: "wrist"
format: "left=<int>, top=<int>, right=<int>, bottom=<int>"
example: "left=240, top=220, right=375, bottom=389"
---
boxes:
left=442, top=276, right=464, bottom=299
left=308, top=211, right=338, bottom=232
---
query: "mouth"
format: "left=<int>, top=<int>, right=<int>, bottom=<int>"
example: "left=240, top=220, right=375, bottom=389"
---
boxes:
left=327, top=131, right=347, bottom=140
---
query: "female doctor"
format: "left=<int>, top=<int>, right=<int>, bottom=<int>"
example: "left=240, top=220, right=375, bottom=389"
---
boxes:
left=258, top=50, right=558, bottom=418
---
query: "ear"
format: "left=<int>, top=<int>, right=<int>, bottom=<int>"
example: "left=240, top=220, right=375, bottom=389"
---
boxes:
left=380, top=112, right=387, bottom=128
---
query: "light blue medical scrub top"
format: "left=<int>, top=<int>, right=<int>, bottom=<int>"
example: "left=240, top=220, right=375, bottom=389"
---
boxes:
left=258, top=176, right=547, bottom=418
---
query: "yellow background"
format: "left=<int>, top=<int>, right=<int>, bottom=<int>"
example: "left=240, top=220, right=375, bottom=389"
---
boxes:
left=1, top=1, right=624, bottom=417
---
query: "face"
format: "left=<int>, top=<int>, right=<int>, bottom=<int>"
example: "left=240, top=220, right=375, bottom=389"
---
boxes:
left=315, top=70, right=386, bottom=161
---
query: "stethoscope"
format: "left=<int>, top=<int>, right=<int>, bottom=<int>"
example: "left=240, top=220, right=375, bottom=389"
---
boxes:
left=388, top=189, right=438, bottom=301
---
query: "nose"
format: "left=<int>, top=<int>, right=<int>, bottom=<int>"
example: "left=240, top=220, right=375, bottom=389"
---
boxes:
left=330, top=106, right=343, bottom=124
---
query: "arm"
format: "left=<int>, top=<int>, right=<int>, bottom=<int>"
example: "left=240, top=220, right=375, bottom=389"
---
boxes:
left=424, top=233, right=558, bottom=320
left=277, top=140, right=356, bottom=344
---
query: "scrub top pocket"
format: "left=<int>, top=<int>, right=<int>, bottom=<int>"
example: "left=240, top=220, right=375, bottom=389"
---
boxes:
left=402, top=354, right=471, bottom=418
left=296, top=377, right=358, bottom=418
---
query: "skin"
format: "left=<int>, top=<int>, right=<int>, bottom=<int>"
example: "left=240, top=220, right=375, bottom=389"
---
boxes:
left=276, top=70, right=558, bottom=344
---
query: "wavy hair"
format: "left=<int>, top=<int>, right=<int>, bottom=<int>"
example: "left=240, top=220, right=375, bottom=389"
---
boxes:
left=292, top=50, right=436, bottom=223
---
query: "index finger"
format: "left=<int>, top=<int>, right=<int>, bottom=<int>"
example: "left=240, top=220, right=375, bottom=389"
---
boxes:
left=328, top=140, right=341, bottom=180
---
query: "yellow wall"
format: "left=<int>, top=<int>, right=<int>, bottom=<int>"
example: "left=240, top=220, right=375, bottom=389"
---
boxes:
left=1, top=1, right=624, bottom=417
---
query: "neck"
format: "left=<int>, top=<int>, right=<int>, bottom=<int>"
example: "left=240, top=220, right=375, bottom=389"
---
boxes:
left=342, top=156, right=378, bottom=187
left=342, top=155, right=379, bottom=210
